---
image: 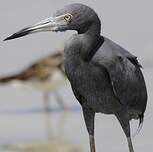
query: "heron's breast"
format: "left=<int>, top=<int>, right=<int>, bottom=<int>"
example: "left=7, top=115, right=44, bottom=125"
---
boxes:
left=66, top=62, right=120, bottom=113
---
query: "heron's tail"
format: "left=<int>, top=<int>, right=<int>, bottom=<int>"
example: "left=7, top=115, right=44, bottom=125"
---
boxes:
left=137, top=113, right=144, bottom=134
left=133, top=113, right=144, bottom=137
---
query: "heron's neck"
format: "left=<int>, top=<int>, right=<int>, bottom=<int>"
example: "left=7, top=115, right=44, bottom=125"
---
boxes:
left=80, top=22, right=104, bottom=61
left=86, top=21, right=101, bottom=37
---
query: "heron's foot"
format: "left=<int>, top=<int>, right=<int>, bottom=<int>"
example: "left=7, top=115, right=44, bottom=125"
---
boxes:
left=89, top=135, right=96, bottom=152
left=127, top=137, right=134, bottom=152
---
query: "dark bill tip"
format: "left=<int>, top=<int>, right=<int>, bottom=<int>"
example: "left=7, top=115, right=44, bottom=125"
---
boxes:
left=4, top=28, right=33, bottom=41
left=4, top=37, right=13, bottom=41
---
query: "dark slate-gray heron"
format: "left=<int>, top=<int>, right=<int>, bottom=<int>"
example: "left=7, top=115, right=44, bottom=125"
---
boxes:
left=4, top=3, right=147, bottom=152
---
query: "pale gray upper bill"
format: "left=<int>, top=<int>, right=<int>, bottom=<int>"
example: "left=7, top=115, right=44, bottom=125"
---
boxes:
left=4, top=15, right=68, bottom=41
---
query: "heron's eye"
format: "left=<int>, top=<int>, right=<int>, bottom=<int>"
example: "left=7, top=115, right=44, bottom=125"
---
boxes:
left=64, top=14, right=72, bottom=22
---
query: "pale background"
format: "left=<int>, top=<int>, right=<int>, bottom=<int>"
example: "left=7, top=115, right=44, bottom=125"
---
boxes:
left=0, top=0, right=153, bottom=152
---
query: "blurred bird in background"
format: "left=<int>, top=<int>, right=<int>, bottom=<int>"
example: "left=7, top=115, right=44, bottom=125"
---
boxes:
left=0, top=51, right=67, bottom=140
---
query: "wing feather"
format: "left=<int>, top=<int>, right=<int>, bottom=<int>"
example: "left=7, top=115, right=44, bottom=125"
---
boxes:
left=92, top=38, right=147, bottom=114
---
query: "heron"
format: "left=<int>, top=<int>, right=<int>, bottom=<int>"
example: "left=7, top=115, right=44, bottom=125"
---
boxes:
left=0, top=51, right=67, bottom=140
left=4, top=3, right=147, bottom=152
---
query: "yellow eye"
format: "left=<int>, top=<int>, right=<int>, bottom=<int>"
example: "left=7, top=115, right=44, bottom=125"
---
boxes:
left=64, top=14, right=72, bottom=21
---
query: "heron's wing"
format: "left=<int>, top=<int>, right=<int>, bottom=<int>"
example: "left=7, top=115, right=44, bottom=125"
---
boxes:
left=92, top=38, right=147, bottom=113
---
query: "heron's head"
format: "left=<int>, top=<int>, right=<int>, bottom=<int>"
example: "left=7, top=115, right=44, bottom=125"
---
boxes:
left=4, top=3, right=101, bottom=41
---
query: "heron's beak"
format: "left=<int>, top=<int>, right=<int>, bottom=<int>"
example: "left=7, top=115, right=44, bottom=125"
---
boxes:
left=4, top=15, right=66, bottom=41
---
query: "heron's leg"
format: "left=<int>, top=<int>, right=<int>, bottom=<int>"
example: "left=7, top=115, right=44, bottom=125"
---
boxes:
left=54, top=91, right=67, bottom=110
left=115, top=111, right=134, bottom=152
left=127, top=136, right=134, bottom=152
left=89, top=134, right=96, bottom=152
left=82, top=107, right=96, bottom=152
left=43, top=92, right=52, bottom=141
